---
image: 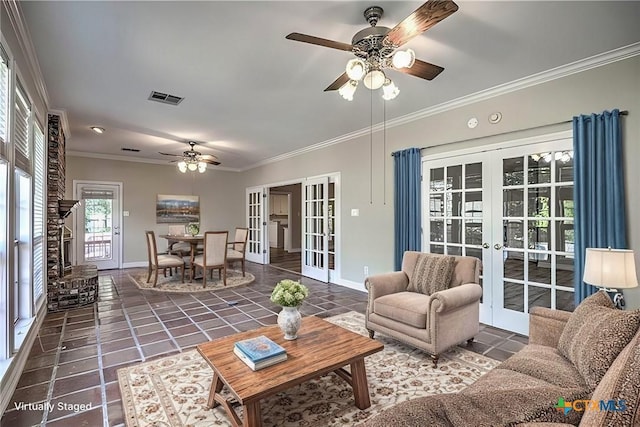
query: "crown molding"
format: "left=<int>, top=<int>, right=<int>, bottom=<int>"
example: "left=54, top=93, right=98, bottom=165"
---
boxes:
left=67, top=151, right=242, bottom=172
left=243, top=42, right=640, bottom=172
left=4, top=0, right=50, bottom=109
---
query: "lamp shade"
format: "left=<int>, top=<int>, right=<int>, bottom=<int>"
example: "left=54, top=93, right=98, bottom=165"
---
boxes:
left=583, top=248, right=638, bottom=289
left=363, top=70, right=385, bottom=90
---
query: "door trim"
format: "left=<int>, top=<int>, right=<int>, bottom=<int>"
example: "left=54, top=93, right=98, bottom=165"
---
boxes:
left=72, top=180, right=123, bottom=269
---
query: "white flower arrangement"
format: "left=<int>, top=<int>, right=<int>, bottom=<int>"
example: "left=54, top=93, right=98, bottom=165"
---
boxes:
left=270, top=279, right=309, bottom=307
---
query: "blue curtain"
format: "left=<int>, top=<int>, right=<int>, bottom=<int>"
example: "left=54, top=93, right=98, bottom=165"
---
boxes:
left=573, top=109, right=626, bottom=305
left=393, top=148, right=422, bottom=270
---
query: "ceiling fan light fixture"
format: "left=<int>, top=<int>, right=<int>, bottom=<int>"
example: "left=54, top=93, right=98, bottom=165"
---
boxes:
left=346, top=58, right=367, bottom=81
left=382, top=79, right=400, bottom=100
left=338, top=80, right=358, bottom=101
left=187, top=162, right=198, bottom=172
left=177, top=161, right=187, bottom=173
left=197, top=161, right=207, bottom=173
left=363, top=69, right=385, bottom=90
left=392, top=48, right=415, bottom=69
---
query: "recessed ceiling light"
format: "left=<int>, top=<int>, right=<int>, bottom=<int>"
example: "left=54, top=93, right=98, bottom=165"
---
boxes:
left=90, top=126, right=105, bottom=134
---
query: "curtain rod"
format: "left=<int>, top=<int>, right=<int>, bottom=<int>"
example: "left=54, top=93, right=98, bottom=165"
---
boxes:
left=412, top=110, right=629, bottom=152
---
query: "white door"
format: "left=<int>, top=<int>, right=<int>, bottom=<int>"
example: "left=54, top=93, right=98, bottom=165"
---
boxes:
left=424, top=137, right=575, bottom=334
left=246, top=186, right=266, bottom=264
left=74, top=182, right=121, bottom=270
left=302, top=177, right=329, bottom=282
left=491, top=141, right=575, bottom=334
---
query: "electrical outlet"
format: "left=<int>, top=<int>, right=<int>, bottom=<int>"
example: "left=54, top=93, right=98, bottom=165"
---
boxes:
left=364, top=266, right=369, bottom=276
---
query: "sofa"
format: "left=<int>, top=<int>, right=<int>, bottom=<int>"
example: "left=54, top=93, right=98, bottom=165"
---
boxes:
left=365, top=251, right=482, bottom=367
left=363, top=290, right=640, bottom=427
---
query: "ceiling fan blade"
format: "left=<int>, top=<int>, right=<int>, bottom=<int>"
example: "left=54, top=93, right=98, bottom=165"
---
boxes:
left=286, top=33, right=352, bottom=52
left=201, top=158, right=221, bottom=166
left=395, top=59, right=444, bottom=81
left=324, top=73, right=350, bottom=92
left=159, top=152, right=182, bottom=157
left=385, top=0, right=459, bottom=47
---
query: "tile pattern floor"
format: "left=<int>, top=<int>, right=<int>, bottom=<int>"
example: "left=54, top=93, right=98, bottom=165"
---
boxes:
left=1, top=263, right=527, bottom=427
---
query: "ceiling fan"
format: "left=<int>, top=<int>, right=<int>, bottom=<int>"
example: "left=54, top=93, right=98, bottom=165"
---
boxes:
left=286, top=0, right=458, bottom=100
left=159, top=141, right=220, bottom=173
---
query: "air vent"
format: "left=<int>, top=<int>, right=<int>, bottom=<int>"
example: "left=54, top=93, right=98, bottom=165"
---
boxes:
left=121, top=147, right=140, bottom=152
left=148, top=91, right=184, bottom=106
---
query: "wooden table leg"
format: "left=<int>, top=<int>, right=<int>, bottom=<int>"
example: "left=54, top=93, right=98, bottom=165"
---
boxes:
left=243, top=401, right=262, bottom=427
left=207, top=372, right=224, bottom=408
left=350, top=358, right=372, bottom=410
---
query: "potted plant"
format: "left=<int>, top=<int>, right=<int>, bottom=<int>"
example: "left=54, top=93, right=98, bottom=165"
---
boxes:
left=186, top=222, right=199, bottom=236
left=270, top=279, right=309, bottom=340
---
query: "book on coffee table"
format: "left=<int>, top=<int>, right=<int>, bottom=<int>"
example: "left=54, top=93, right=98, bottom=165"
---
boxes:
left=233, top=346, right=287, bottom=371
left=234, top=335, right=286, bottom=362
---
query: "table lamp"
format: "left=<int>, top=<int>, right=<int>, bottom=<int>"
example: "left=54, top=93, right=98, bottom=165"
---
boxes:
left=583, top=248, right=638, bottom=309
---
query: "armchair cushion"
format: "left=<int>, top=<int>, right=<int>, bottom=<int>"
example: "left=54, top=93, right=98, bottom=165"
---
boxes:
left=374, top=292, right=431, bottom=329
left=557, top=290, right=640, bottom=389
left=407, top=253, right=455, bottom=295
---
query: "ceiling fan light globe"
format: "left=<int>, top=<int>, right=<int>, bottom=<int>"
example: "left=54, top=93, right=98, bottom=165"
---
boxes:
left=187, top=162, right=198, bottom=171
left=392, top=49, right=415, bottom=69
left=382, top=79, right=400, bottom=100
left=197, top=162, right=207, bottom=173
left=177, top=161, right=187, bottom=173
left=338, top=80, right=358, bottom=101
left=363, top=70, right=385, bottom=90
left=345, top=58, right=366, bottom=81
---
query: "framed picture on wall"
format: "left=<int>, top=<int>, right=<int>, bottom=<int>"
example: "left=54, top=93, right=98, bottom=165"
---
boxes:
left=156, top=194, right=200, bottom=224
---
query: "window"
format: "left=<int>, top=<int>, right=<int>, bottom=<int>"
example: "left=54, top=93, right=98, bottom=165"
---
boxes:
left=14, top=79, right=31, bottom=171
left=33, top=122, right=45, bottom=302
left=0, top=45, right=8, bottom=144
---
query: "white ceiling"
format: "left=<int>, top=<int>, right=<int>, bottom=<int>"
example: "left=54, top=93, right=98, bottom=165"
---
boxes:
left=19, top=1, right=640, bottom=170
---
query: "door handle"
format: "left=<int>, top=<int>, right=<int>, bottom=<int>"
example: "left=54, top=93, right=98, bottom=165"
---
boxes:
left=482, top=243, right=489, bottom=249
left=114, top=232, right=120, bottom=235
left=494, top=243, right=503, bottom=250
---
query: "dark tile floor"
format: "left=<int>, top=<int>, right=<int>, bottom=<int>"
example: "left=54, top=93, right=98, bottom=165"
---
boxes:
left=1, top=263, right=527, bottom=427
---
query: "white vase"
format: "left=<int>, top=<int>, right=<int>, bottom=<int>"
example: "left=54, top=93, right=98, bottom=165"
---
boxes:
left=277, top=306, right=302, bottom=340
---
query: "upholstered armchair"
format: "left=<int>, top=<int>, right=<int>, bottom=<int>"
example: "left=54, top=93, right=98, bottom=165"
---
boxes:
left=227, top=227, right=249, bottom=276
left=365, top=251, right=482, bottom=367
left=145, top=231, right=186, bottom=286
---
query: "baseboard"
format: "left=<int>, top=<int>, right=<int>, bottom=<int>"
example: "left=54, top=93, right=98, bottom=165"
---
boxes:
left=0, top=302, right=47, bottom=415
left=122, top=261, right=147, bottom=269
left=287, top=248, right=301, bottom=253
left=334, top=278, right=367, bottom=293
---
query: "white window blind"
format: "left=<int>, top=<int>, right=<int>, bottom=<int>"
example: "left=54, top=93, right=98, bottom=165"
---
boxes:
left=33, top=122, right=45, bottom=301
left=14, top=80, right=31, bottom=160
left=0, top=46, right=8, bottom=144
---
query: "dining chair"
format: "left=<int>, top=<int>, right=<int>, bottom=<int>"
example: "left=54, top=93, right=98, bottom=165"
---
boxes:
left=227, top=227, right=249, bottom=277
left=191, top=231, right=228, bottom=288
left=145, top=231, right=186, bottom=286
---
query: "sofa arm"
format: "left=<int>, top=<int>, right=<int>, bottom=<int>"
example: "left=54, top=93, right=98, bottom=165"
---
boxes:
left=365, top=272, right=409, bottom=314
left=429, top=283, right=482, bottom=313
left=528, top=307, right=572, bottom=348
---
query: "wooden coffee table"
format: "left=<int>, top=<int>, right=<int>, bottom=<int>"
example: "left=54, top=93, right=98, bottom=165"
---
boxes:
left=196, top=316, right=383, bottom=427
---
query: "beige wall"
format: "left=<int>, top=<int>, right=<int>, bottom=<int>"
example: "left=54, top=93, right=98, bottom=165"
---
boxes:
left=65, top=56, right=640, bottom=306
left=66, top=157, right=244, bottom=265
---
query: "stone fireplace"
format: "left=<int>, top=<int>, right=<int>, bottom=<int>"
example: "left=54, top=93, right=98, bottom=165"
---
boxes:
left=46, top=114, right=98, bottom=311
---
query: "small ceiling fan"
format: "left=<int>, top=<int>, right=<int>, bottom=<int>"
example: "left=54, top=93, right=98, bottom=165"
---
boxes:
left=286, top=0, right=458, bottom=100
left=159, top=141, right=220, bottom=173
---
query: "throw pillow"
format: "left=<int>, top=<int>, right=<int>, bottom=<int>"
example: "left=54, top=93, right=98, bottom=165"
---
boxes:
left=557, top=291, right=640, bottom=389
left=580, top=328, right=640, bottom=426
left=407, top=253, right=455, bottom=295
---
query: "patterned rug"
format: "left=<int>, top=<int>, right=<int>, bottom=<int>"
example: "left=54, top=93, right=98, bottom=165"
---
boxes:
left=118, top=311, right=499, bottom=426
left=128, top=269, right=254, bottom=293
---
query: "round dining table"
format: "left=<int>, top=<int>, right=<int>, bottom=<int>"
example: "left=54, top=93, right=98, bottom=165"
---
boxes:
left=160, top=234, right=203, bottom=279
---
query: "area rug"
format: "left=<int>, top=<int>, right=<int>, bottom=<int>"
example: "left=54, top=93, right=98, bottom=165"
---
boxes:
left=128, top=269, right=255, bottom=293
left=118, top=311, right=500, bottom=426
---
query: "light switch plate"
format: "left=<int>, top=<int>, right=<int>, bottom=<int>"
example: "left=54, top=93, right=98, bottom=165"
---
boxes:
left=351, top=209, right=359, bottom=217
left=123, top=211, right=130, bottom=217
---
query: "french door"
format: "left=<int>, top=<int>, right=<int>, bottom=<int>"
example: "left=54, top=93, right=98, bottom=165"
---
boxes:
left=424, top=137, right=575, bottom=334
left=245, top=186, right=266, bottom=264
left=302, top=176, right=329, bottom=282
left=74, top=181, right=122, bottom=270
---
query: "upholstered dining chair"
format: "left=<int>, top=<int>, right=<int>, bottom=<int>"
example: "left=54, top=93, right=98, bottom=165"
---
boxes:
left=227, top=227, right=249, bottom=276
left=191, top=231, right=228, bottom=288
left=145, top=231, right=186, bottom=286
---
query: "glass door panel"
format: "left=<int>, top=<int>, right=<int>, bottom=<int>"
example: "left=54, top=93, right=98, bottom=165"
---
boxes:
left=245, top=187, right=265, bottom=264
left=302, top=176, right=329, bottom=282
